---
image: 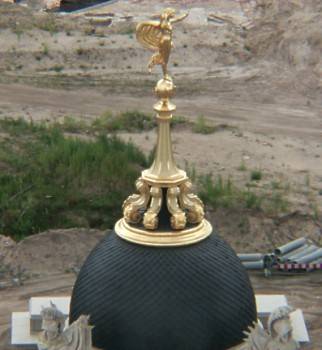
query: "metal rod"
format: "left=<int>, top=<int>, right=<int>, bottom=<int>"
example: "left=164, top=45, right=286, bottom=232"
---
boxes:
left=274, top=237, right=306, bottom=255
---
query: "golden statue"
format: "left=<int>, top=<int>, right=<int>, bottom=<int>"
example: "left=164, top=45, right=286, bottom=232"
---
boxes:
left=115, top=9, right=212, bottom=247
left=136, top=8, right=188, bottom=80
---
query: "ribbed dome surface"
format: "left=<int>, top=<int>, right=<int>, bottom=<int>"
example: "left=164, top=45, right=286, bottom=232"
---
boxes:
left=70, top=231, right=256, bottom=350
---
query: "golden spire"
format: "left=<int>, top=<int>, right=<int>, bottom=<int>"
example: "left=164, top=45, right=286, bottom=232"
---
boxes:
left=115, top=9, right=212, bottom=247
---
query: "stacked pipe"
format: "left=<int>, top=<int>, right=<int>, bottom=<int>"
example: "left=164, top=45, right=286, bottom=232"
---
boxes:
left=238, top=253, right=264, bottom=270
left=239, top=237, right=322, bottom=272
left=275, top=237, right=322, bottom=270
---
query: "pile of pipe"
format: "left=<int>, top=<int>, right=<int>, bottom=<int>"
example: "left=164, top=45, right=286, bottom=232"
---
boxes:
left=274, top=237, right=322, bottom=265
left=238, top=237, right=322, bottom=270
left=237, top=253, right=266, bottom=270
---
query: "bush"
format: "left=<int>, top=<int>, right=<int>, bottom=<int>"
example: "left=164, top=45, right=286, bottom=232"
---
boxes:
left=0, top=118, right=146, bottom=240
left=50, top=65, right=64, bottom=73
left=250, top=169, right=262, bottom=181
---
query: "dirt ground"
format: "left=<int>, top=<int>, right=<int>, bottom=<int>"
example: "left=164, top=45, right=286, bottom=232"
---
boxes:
left=0, top=0, right=322, bottom=348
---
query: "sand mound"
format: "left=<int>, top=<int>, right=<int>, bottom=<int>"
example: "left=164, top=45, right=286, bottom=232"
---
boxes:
left=244, top=0, right=322, bottom=89
left=2, top=228, right=106, bottom=276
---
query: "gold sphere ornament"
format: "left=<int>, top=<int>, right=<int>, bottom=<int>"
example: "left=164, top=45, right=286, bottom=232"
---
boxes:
left=155, top=78, right=175, bottom=100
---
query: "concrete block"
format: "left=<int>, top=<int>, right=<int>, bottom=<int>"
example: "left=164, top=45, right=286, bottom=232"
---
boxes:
left=256, top=294, right=288, bottom=315
left=290, top=309, right=310, bottom=343
left=11, top=312, right=38, bottom=348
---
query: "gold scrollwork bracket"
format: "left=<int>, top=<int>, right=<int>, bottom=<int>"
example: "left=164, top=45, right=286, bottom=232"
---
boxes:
left=143, top=186, right=162, bottom=230
left=167, top=186, right=187, bottom=230
left=122, top=178, right=150, bottom=224
left=179, top=180, right=205, bottom=224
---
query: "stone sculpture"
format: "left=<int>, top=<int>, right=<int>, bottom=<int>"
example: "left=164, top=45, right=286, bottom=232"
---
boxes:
left=38, top=302, right=94, bottom=350
left=237, top=306, right=300, bottom=350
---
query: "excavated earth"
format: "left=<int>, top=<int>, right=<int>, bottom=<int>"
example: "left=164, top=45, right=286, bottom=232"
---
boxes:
left=0, top=0, right=321, bottom=348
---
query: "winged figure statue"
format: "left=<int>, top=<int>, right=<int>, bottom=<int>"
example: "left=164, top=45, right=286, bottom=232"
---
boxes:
left=136, top=8, right=188, bottom=80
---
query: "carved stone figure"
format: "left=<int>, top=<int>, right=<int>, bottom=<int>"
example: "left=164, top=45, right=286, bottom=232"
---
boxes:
left=39, top=302, right=66, bottom=347
left=238, top=306, right=300, bottom=350
left=38, top=302, right=94, bottom=350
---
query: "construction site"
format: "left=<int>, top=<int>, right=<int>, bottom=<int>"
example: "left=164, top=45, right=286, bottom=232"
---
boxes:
left=0, top=0, right=321, bottom=349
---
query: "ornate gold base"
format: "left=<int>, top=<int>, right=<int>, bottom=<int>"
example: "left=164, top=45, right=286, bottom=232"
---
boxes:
left=115, top=218, right=212, bottom=247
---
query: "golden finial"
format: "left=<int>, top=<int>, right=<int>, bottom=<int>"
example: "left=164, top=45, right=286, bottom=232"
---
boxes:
left=114, top=9, right=212, bottom=247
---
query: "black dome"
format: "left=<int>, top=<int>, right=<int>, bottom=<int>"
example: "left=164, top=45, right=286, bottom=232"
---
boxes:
left=69, top=231, right=256, bottom=350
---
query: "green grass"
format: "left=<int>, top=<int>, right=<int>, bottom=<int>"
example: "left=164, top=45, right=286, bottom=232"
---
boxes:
left=42, top=43, right=49, bottom=56
left=0, top=115, right=293, bottom=239
left=237, top=161, right=247, bottom=171
left=198, top=174, right=262, bottom=210
left=35, top=16, right=59, bottom=34
left=52, top=111, right=189, bottom=136
left=172, top=115, right=188, bottom=126
left=54, top=112, right=156, bottom=134
left=59, top=116, right=87, bottom=133
left=271, top=180, right=281, bottom=190
left=312, top=203, right=320, bottom=221
left=0, top=118, right=147, bottom=240
left=197, top=173, right=290, bottom=214
left=264, top=191, right=289, bottom=216
left=91, top=110, right=155, bottom=132
left=192, top=116, right=217, bottom=134
left=184, top=161, right=197, bottom=182
left=2, top=109, right=226, bottom=137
